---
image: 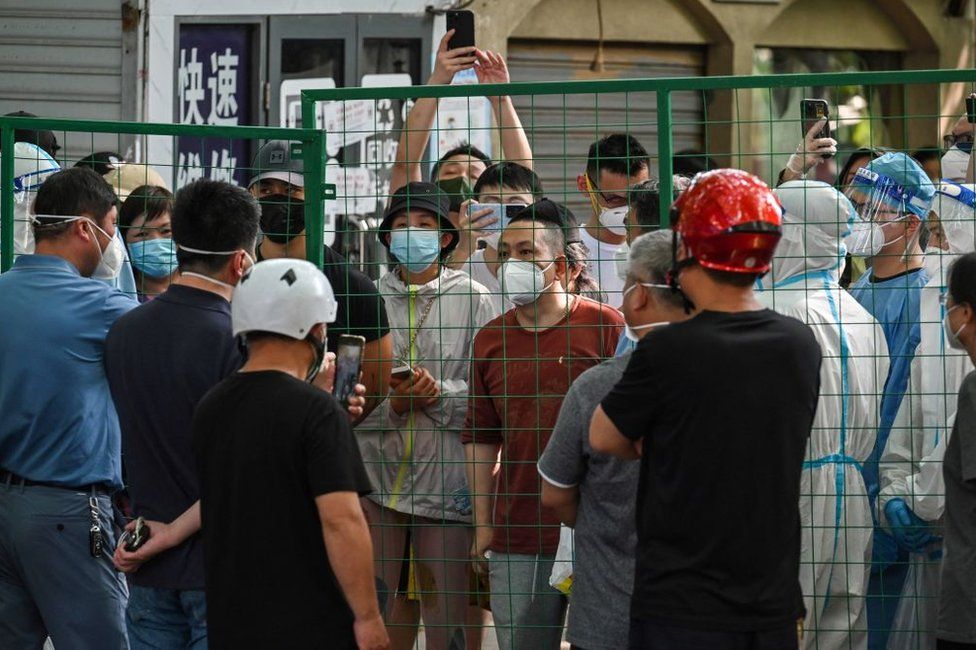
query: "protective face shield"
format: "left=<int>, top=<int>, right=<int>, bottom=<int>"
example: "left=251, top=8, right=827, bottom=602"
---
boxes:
left=389, top=227, right=441, bottom=273
left=941, top=144, right=971, bottom=183
left=500, top=259, right=555, bottom=305
left=10, top=142, right=61, bottom=255
left=129, top=238, right=179, bottom=279
left=845, top=164, right=928, bottom=258
left=934, top=181, right=976, bottom=255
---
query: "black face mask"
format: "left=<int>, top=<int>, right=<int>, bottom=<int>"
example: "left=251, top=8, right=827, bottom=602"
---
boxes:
left=305, top=333, right=327, bottom=383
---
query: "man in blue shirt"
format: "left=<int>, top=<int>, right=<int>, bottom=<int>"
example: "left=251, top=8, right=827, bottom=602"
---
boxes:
left=845, top=152, right=936, bottom=650
left=0, top=167, right=137, bottom=648
left=105, top=179, right=259, bottom=649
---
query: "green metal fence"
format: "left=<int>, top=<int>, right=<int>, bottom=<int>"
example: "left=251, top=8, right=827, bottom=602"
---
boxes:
left=0, top=116, right=329, bottom=275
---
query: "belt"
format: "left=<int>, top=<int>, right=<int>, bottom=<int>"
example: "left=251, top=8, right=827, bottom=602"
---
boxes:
left=0, top=468, right=112, bottom=494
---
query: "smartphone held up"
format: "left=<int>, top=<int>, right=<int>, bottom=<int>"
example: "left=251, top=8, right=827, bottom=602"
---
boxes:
left=334, top=334, right=365, bottom=410
left=800, top=98, right=832, bottom=159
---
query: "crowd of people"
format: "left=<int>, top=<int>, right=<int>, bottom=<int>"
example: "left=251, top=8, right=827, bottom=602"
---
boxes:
left=2, top=33, right=976, bottom=650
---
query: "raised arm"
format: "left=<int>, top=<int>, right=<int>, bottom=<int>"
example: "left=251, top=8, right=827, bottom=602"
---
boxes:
left=475, top=50, right=533, bottom=170
left=389, top=31, right=477, bottom=197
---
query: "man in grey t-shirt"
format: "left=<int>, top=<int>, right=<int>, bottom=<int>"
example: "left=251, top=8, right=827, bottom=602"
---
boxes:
left=538, top=230, right=688, bottom=649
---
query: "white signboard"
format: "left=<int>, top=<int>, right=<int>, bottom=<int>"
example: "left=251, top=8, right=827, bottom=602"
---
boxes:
left=279, top=77, right=335, bottom=129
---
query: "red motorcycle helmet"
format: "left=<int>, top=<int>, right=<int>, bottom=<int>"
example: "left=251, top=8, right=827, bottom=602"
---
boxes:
left=671, top=169, right=783, bottom=274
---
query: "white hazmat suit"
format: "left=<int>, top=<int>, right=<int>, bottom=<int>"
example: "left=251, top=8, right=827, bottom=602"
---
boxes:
left=879, top=182, right=976, bottom=649
left=758, top=181, right=889, bottom=650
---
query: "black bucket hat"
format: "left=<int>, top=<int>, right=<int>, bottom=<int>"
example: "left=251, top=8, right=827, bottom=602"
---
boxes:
left=380, top=182, right=459, bottom=255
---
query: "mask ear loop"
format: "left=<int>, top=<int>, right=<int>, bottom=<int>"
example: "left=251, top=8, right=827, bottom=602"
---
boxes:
left=668, top=223, right=696, bottom=315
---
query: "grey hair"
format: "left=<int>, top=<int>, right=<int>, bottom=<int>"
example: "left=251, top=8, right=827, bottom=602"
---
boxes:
left=628, top=230, right=684, bottom=308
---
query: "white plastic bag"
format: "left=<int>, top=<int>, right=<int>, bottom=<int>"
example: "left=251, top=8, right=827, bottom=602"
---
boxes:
left=549, top=524, right=574, bottom=595
left=886, top=548, right=942, bottom=650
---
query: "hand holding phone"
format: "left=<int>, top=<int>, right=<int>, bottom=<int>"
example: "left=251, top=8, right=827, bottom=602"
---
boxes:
left=124, top=517, right=151, bottom=552
left=801, top=99, right=831, bottom=142
left=334, top=335, right=366, bottom=410
left=446, top=10, right=475, bottom=50
left=389, top=367, right=440, bottom=416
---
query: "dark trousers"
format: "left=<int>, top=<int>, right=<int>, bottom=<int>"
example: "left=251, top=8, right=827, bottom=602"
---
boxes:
left=629, top=618, right=798, bottom=650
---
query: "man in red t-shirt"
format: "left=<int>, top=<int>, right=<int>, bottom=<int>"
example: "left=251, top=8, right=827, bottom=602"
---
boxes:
left=462, top=199, right=623, bottom=650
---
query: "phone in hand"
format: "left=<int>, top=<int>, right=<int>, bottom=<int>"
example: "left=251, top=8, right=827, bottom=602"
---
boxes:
left=472, top=202, right=527, bottom=235
left=334, top=335, right=365, bottom=409
left=123, top=517, right=150, bottom=552
left=801, top=99, right=831, bottom=141
left=446, top=10, right=475, bottom=50
left=391, top=365, right=415, bottom=382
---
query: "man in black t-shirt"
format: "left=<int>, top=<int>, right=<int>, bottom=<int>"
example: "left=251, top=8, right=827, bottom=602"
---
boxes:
left=249, top=140, right=392, bottom=419
left=590, top=169, right=822, bottom=650
left=193, top=258, right=388, bottom=650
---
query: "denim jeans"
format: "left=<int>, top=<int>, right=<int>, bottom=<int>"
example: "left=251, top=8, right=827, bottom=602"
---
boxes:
left=126, top=584, right=207, bottom=650
left=487, top=552, right=566, bottom=650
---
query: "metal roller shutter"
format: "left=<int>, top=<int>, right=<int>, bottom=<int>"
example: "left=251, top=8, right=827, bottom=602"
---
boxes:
left=508, top=39, right=704, bottom=216
left=0, top=1, right=124, bottom=164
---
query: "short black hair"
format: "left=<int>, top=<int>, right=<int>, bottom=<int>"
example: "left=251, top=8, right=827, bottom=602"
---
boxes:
left=704, top=268, right=763, bottom=287
left=75, top=151, right=124, bottom=177
left=586, top=134, right=649, bottom=179
left=119, top=185, right=174, bottom=232
left=4, top=110, right=60, bottom=157
left=949, top=253, right=976, bottom=309
left=33, top=167, right=117, bottom=242
left=672, top=149, right=719, bottom=177
left=911, top=146, right=942, bottom=165
left=259, top=194, right=305, bottom=244
left=171, top=179, right=260, bottom=273
left=630, top=178, right=674, bottom=235
left=473, top=161, right=543, bottom=199
left=430, top=142, right=492, bottom=182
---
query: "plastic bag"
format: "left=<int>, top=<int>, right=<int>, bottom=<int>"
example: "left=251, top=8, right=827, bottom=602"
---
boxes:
left=886, top=546, right=942, bottom=650
left=549, top=524, right=574, bottom=595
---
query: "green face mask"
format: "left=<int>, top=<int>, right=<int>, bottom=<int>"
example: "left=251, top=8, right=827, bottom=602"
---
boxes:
left=436, top=177, right=473, bottom=213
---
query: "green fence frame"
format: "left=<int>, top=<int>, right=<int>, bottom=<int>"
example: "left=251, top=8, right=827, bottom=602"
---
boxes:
left=300, top=68, right=976, bottom=228
left=0, top=116, right=332, bottom=273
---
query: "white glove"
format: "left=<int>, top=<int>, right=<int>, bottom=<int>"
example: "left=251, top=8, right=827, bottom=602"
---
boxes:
left=786, top=118, right=838, bottom=175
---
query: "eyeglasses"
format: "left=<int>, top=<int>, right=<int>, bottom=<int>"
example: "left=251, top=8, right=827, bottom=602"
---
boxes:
left=943, top=131, right=975, bottom=150
left=585, top=175, right=629, bottom=207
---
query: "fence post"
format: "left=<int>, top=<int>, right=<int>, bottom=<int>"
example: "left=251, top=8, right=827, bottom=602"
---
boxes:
left=656, top=89, right=674, bottom=228
left=303, top=131, right=327, bottom=269
left=1, top=124, right=15, bottom=272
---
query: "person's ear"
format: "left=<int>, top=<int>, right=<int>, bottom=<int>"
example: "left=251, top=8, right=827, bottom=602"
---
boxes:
left=441, top=232, right=452, bottom=250
left=576, top=174, right=588, bottom=193
left=906, top=215, right=922, bottom=234
left=75, top=218, right=95, bottom=243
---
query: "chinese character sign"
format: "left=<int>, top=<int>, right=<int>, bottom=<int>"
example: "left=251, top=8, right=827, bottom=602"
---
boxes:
left=176, top=25, right=252, bottom=188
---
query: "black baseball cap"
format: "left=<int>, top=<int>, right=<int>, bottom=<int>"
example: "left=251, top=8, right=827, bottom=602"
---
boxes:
left=510, top=198, right=582, bottom=244
left=249, top=139, right=304, bottom=189
left=380, top=182, right=459, bottom=254
left=5, top=111, right=60, bottom=157
left=75, top=151, right=123, bottom=176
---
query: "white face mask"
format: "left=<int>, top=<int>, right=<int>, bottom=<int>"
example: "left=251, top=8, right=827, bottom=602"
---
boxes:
left=500, top=258, right=554, bottom=305
left=599, top=206, right=629, bottom=236
left=941, top=145, right=971, bottom=183
left=621, top=281, right=671, bottom=341
left=943, top=304, right=967, bottom=350
left=177, top=244, right=255, bottom=290
left=613, top=244, right=630, bottom=281
left=84, top=221, right=125, bottom=281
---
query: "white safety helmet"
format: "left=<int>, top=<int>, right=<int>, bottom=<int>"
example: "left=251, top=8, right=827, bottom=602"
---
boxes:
left=232, top=258, right=338, bottom=339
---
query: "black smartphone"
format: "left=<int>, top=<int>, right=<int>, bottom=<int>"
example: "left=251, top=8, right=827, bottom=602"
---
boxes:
left=801, top=98, right=831, bottom=141
left=446, top=10, right=475, bottom=50
left=967, top=94, right=976, bottom=124
left=334, top=334, right=365, bottom=408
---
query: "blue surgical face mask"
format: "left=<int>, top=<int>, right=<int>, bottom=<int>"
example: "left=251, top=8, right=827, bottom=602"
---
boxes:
left=129, top=238, right=178, bottom=279
left=389, top=227, right=441, bottom=273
